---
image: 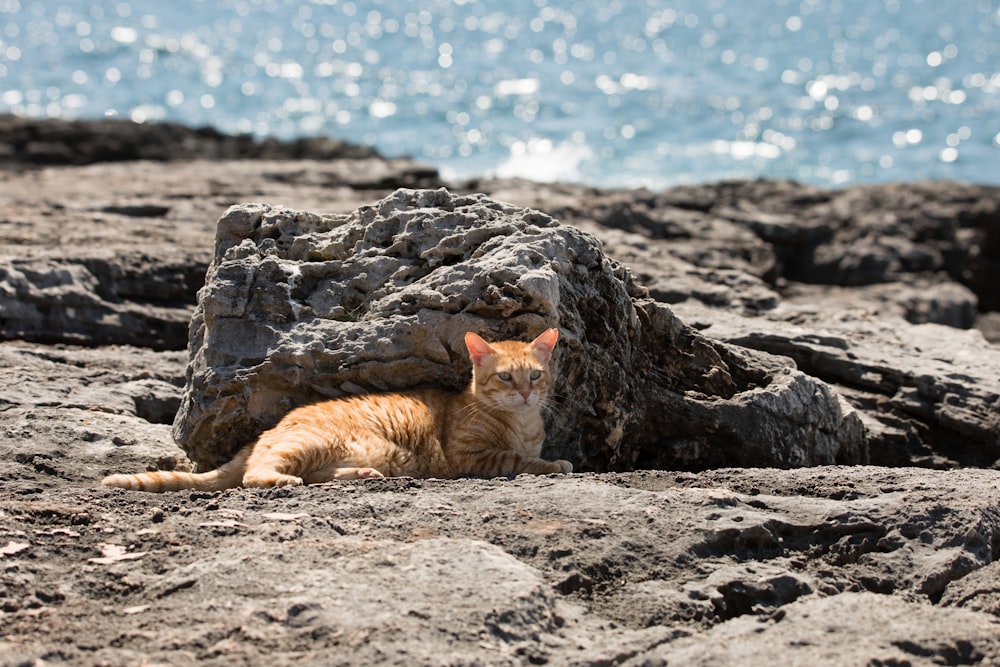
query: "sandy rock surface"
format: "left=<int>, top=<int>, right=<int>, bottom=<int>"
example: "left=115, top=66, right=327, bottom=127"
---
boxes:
left=1, top=117, right=999, bottom=665
left=3, top=357, right=999, bottom=665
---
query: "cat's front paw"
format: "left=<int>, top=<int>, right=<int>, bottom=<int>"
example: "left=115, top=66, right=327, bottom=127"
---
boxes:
left=546, top=459, right=573, bottom=474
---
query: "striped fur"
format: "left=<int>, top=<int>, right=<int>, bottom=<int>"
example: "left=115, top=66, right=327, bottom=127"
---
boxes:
left=102, top=329, right=571, bottom=492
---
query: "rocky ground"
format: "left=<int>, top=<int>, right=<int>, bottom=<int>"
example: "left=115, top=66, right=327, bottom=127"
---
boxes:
left=1, top=116, right=999, bottom=666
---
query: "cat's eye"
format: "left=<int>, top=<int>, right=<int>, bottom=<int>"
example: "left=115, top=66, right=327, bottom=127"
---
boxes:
left=498, top=372, right=512, bottom=382
left=529, top=370, right=542, bottom=381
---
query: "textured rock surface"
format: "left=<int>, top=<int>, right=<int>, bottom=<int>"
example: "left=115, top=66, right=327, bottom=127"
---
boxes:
left=2, top=117, right=1000, bottom=666
left=2, top=347, right=999, bottom=666
left=637, top=592, right=1000, bottom=666
left=479, top=178, right=999, bottom=332
left=173, top=188, right=864, bottom=472
left=0, top=154, right=441, bottom=350
left=674, top=303, right=1000, bottom=469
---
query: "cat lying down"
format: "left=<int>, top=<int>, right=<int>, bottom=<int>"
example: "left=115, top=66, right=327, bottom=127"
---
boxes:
left=103, top=329, right=572, bottom=492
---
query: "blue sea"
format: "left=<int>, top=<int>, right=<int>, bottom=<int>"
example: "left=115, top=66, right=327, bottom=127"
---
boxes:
left=1, top=0, right=998, bottom=189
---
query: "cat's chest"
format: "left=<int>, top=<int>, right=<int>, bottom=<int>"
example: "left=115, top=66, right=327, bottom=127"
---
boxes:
left=506, top=414, right=546, bottom=452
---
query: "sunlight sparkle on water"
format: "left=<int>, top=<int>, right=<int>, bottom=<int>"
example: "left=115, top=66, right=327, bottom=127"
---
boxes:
left=0, top=0, right=998, bottom=187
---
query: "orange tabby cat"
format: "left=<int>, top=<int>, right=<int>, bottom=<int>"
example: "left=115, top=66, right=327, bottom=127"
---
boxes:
left=102, top=329, right=572, bottom=492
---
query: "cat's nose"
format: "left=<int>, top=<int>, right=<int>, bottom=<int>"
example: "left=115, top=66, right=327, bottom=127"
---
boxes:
left=519, top=390, right=531, bottom=401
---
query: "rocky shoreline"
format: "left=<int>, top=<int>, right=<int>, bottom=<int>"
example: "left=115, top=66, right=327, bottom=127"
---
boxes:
left=1, top=116, right=999, bottom=665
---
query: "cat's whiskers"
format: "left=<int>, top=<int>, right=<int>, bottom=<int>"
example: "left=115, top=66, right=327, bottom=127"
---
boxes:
left=456, top=400, right=485, bottom=421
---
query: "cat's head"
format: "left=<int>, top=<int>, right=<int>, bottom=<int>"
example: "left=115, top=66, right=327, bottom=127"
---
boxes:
left=464, top=329, right=558, bottom=412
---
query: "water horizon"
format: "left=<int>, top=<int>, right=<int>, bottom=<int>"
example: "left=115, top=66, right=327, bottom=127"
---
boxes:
left=2, top=0, right=998, bottom=189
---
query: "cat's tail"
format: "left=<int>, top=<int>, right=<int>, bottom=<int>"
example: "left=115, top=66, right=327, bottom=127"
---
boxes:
left=102, top=447, right=251, bottom=493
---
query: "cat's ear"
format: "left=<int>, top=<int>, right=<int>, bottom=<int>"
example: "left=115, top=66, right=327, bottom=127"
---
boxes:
left=530, top=328, right=559, bottom=363
left=465, top=332, right=498, bottom=365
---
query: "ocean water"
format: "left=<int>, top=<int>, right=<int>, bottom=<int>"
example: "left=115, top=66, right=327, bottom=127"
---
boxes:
left=1, top=0, right=998, bottom=189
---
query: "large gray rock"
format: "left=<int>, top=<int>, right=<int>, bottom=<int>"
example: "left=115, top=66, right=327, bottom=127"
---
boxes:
left=172, top=188, right=865, bottom=471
